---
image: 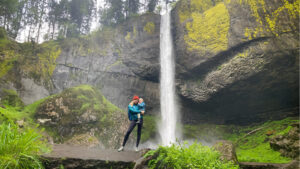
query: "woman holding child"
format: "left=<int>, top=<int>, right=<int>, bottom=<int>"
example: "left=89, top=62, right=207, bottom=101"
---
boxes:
left=118, top=95, right=145, bottom=152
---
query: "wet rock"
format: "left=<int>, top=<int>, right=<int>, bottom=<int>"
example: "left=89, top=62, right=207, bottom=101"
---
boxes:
left=51, top=13, right=161, bottom=114
left=172, top=0, right=299, bottom=125
left=270, top=125, right=300, bottom=158
left=133, top=149, right=156, bottom=169
left=213, top=140, right=238, bottom=164
left=16, top=119, right=24, bottom=128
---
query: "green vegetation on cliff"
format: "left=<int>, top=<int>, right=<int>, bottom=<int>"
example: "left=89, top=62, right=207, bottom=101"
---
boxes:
left=183, top=117, right=298, bottom=163
left=177, top=0, right=230, bottom=53
left=0, top=28, right=61, bottom=88
left=143, top=22, right=155, bottom=34
left=145, top=141, right=239, bottom=169
left=240, top=0, right=299, bottom=39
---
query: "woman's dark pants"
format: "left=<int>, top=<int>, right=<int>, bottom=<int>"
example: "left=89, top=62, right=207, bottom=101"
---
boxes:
left=122, top=118, right=143, bottom=147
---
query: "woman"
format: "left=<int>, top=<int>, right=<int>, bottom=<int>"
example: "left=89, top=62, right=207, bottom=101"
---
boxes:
left=118, top=95, right=144, bottom=152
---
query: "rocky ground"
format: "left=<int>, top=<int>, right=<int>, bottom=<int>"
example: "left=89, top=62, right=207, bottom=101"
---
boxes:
left=42, top=144, right=143, bottom=169
left=43, top=140, right=299, bottom=169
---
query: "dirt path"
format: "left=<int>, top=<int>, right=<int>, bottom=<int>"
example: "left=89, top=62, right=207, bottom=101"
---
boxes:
left=42, top=144, right=144, bottom=169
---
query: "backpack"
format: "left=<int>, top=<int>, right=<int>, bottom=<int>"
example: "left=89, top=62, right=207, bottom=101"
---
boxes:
left=127, top=111, right=131, bottom=120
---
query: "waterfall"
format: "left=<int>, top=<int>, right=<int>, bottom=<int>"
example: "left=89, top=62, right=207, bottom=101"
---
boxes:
left=159, top=4, right=179, bottom=146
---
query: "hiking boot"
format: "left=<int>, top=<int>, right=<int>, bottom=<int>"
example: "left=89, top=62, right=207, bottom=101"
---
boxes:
left=135, top=147, right=139, bottom=152
left=118, top=146, right=124, bottom=152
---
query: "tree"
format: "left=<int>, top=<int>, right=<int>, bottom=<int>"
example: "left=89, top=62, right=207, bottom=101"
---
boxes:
left=0, top=0, right=19, bottom=36
left=69, top=0, right=96, bottom=35
left=100, top=0, right=125, bottom=26
left=124, top=0, right=140, bottom=17
left=147, top=0, right=158, bottom=12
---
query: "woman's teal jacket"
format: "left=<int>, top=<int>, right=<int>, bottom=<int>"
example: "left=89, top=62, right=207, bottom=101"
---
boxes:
left=128, top=104, right=142, bottom=121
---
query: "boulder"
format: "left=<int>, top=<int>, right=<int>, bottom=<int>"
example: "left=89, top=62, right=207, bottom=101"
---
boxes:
left=270, top=125, right=300, bottom=158
left=35, top=85, right=129, bottom=149
left=213, top=140, right=238, bottom=164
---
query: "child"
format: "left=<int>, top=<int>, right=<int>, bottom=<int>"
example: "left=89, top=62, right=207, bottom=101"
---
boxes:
left=137, top=98, right=145, bottom=124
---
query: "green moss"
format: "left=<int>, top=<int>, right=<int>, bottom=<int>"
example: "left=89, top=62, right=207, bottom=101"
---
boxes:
left=237, top=143, right=291, bottom=163
left=1, top=89, right=24, bottom=108
left=72, top=84, right=95, bottom=92
left=37, top=41, right=61, bottom=77
left=240, top=0, right=299, bottom=39
left=235, top=49, right=250, bottom=58
left=0, top=37, right=61, bottom=89
left=80, top=103, right=91, bottom=112
left=0, top=50, right=19, bottom=78
left=184, top=2, right=230, bottom=53
left=101, top=95, right=121, bottom=113
left=143, top=22, right=155, bottom=34
left=125, top=26, right=137, bottom=43
left=276, top=125, right=292, bottom=136
left=183, top=117, right=298, bottom=163
left=105, top=58, right=123, bottom=71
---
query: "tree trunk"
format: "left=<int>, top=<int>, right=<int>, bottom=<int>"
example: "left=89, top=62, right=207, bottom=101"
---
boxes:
left=37, top=0, right=46, bottom=43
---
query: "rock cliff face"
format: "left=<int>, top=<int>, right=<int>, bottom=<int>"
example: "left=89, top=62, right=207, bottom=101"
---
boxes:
left=0, top=0, right=298, bottom=127
left=51, top=13, right=161, bottom=114
left=172, top=0, right=299, bottom=124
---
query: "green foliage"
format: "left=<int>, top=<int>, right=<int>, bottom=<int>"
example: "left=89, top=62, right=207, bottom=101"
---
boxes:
left=143, top=22, right=155, bottom=34
left=18, top=41, right=61, bottom=83
left=1, top=89, right=24, bottom=108
left=0, top=90, right=52, bottom=125
left=0, top=33, right=61, bottom=88
left=240, top=0, right=299, bottom=39
left=232, top=118, right=297, bottom=163
left=183, top=117, right=298, bottom=163
left=276, top=125, right=292, bottom=136
left=145, top=141, right=239, bottom=169
left=34, top=85, right=123, bottom=142
left=236, top=144, right=291, bottom=163
left=100, top=0, right=125, bottom=26
left=0, top=30, right=19, bottom=78
left=133, top=115, right=157, bottom=143
left=0, top=122, right=50, bottom=169
left=147, top=0, right=158, bottom=12
left=0, top=106, right=28, bottom=123
left=184, top=2, right=230, bottom=53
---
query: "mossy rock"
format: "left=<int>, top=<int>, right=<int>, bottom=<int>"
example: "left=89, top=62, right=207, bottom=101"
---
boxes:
left=35, top=85, right=128, bottom=148
left=183, top=117, right=298, bottom=163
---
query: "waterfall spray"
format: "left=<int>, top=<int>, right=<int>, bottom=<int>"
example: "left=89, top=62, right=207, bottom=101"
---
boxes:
left=159, top=3, right=179, bottom=146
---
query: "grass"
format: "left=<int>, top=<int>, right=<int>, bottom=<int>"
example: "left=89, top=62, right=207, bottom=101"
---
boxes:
left=0, top=122, right=50, bottom=169
left=145, top=141, right=239, bottom=169
left=236, top=144, right=290, bottom=163
left=183, top=117, right=298, bottom=163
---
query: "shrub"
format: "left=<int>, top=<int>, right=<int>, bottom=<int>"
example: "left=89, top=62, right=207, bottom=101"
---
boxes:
left=0, top=122, right=50, bottom=169
left=145, top=141, right=239, bottom=169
